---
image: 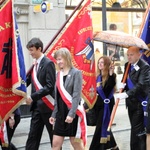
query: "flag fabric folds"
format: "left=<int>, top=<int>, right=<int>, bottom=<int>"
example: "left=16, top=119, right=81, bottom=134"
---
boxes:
left=0, top=0, right=26, bottom=124
left=45, top=0, right=97, bottom=108
left=138, top=2, right=150, bottom=64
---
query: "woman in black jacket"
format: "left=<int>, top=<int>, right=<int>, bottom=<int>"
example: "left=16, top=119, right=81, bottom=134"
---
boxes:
left=89, top=56, right=119, bottom=150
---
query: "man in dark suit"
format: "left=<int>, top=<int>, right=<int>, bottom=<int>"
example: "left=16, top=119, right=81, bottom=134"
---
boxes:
left=25, top=38, right=56, bottom=150
left=116, top=46, right=150, bottom=150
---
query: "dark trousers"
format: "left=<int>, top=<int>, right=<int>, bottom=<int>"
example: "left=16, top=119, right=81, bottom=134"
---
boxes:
left=0, top=114, right=20, bottom=150
left=25, top=110, right=53, bottom=150
left=128, top=103, right=146, bottom=150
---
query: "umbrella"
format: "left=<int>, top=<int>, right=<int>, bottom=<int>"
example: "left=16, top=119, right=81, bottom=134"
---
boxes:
left=93, top=30, right=149, bottom=50
left=93, top=30, right=149, bottom=132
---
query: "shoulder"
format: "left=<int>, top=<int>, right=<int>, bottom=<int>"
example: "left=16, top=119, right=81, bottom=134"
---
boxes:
left=70, top=67, right=81, bottom=74
left=43, top=56, right=52, bottom=62
left=138, top=59, right=150, bottom=70
left=112, top=73, right=116, bottom=78
left=108, top=73, right=116, bottom=80
left=139, top=59, right=149, bottom=66
left=70, top=68, right=82, bottom=78
left=125, top=62, right=129, bottom=67
left=43, top=56, right=54, bottom=65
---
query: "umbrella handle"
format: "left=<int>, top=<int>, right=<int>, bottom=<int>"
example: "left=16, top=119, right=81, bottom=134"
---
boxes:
left=107, top=63, right=130, bottom=131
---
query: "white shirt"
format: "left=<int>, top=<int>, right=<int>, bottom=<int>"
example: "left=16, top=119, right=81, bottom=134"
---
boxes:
left=131, top=60, right=140, bottom=71
left=35, top=54, right=44, bottom=71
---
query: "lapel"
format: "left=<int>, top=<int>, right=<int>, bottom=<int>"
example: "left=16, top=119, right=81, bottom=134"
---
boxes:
left=64, top=68, right=73, bottom=88
left=37, top=57, right=45, bottom=77
left=130, top=67, right=136, bottom=76
left=129, top=59, right=141, bottom=77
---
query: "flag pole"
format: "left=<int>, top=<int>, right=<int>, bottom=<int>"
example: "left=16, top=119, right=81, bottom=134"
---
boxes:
left=107, top=63, right=130, bottom=131
left=26, top=0, right=85, bottom=76
left=137, top=1, right=150, bottom=37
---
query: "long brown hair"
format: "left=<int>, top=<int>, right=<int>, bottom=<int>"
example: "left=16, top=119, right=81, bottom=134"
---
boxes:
left=97, top=56, right=111, bottom=87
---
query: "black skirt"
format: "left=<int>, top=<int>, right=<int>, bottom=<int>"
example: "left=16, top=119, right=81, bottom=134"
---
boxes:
left=53, top=87, right=78, bottom=136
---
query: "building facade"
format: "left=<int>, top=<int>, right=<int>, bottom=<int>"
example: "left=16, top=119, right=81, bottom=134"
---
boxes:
left=14, top=0, right=66, bottom=116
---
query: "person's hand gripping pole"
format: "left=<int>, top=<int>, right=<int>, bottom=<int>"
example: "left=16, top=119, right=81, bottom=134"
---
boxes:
left=107, top=63, right=130, bottom=131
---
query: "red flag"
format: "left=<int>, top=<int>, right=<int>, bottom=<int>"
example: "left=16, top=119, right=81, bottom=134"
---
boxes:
left=0, top=0, right=26, bottom=124
left=45, top=0, right=96, bottom=108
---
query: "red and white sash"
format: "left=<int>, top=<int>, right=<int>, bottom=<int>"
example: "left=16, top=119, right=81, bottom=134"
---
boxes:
left=56, top=71, right=87, bottom=146
left=32, top=64, right=54, bottom=110
left=0, top=121, right=8, bottom=147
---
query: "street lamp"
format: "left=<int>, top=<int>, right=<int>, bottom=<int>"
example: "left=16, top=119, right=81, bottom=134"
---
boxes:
left=102, top=0, right=122, bottom=55
left=102, top=0, right=107, bottom=55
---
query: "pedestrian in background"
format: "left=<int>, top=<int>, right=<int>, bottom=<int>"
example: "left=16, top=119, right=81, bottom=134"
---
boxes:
left=116, top=46, right=150, bottom=150
left=25, top=38, right=56, bottom=150
left=49, top=47, right=86, bottom=150
left=89, top=56, right=119, bottom=150
left=109, top=24, right=117, bottom=31
left=0, top=108, right=21, bottom=150
left=109, top=23, right=120, bottom=61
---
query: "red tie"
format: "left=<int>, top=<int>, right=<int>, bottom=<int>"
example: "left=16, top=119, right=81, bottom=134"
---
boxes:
left=35, top=61, right=38, bottom=74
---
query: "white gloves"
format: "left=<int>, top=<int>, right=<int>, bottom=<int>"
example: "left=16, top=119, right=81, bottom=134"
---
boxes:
left=118, top=82, right=126, bottom=89
left=115, top=92, right=128, bottom=100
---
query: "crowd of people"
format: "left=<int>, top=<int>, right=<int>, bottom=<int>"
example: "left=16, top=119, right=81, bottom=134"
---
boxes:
left=0, top=37, right=150, bottom=150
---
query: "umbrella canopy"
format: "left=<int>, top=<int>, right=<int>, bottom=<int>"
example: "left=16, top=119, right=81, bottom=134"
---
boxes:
left=93, top=30, right=149, bottom=50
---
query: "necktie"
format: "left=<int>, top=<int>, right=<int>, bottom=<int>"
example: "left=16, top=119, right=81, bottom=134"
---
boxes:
left=34, top=61, right=38, bottom=74
left=130, top=64, right=134, bottom=71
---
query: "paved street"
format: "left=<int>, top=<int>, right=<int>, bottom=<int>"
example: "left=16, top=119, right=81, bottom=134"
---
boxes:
left=1, top=101, right=131, bottom=150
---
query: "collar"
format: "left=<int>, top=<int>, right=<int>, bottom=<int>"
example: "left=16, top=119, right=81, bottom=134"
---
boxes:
left=131, top=60, right=140, bottom=71
left=36, top=54, right=44, bottom=64
left=131, top=59, right=139, bottom=67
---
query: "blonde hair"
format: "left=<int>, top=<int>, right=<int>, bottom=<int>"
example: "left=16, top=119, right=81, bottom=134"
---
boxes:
left=97, top=56, right=111, bottom=87
left=54, top=47, right=73, bottom=68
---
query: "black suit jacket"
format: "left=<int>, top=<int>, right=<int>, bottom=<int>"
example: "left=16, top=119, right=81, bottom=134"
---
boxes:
left=26, top=56, right=56, bottom=113
left=122, top=59, right=150, bottom=108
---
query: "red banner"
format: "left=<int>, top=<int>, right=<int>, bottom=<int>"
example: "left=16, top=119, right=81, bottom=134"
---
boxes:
left=45, top=0, right=96, bottom=108
left=0, top=0, right=26, bottom=124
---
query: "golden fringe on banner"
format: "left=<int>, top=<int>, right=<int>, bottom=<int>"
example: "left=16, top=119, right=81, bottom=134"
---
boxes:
left=100, top=135, right=110, bottom=143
